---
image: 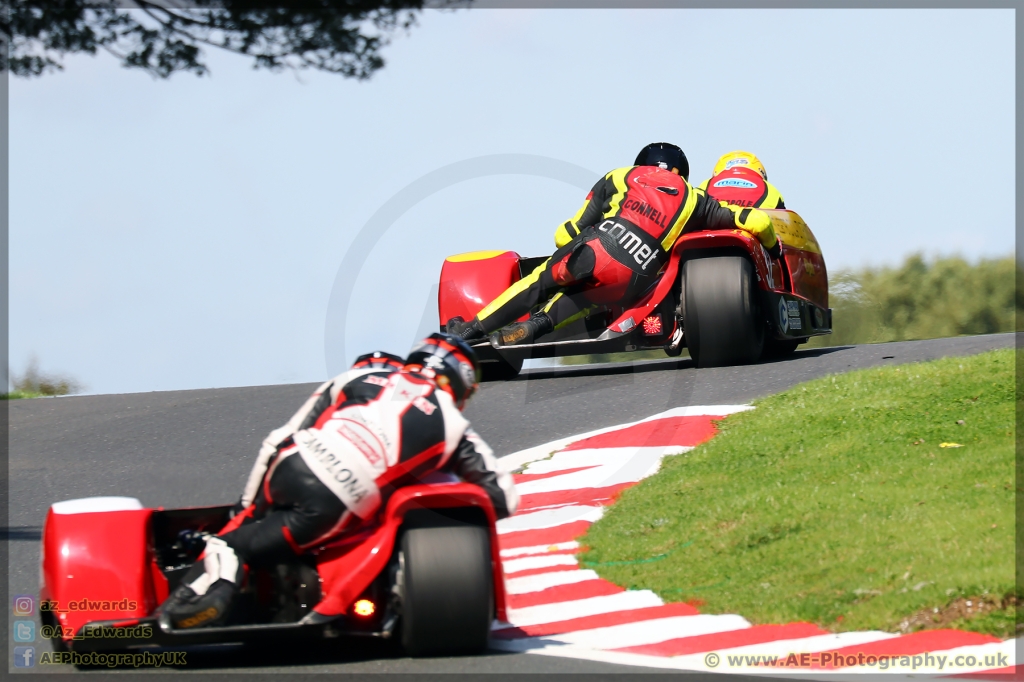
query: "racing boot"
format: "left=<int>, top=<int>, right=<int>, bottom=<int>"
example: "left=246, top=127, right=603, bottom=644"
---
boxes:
left=447, top=317, right=487, bottom=342
left=162, top=579, right=238, bottom=630
left=159, top=536, right=242, bottom=629
left=491, top=312, right=553, bottom=347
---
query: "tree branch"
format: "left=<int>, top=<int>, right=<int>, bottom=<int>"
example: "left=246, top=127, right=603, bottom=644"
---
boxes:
left=5, top=0, right=447, bottom=78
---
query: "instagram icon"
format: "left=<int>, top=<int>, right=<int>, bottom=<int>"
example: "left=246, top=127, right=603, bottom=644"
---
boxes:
left=13, top=595, right=34, bottom=616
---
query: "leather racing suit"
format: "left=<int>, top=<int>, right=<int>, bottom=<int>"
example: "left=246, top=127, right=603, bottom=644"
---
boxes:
left=162, top=367, right=518, bottom=629
left=697, top=166, right=785, bottom=209
left=228, top=366, right=518, bottom=555
left=476, top=165, right=780, bottom=335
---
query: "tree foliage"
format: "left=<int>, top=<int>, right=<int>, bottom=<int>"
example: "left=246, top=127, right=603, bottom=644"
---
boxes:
left=6, top=356, right=82, bottom=398
left=3, top=0, right=449, bottom=79
left=808, top=254, right=1019, bottom=348
left=564, top=253, right=1019, bottom=365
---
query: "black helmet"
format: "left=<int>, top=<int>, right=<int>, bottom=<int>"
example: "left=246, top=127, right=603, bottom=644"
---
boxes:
left=405, top=333, right=481, bottom=410
left=351, top=350, right=405, bottom=373
left=634, top=142, right=689, bottom=180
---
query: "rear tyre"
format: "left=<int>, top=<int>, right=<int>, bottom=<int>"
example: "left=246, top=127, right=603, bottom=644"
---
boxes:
left=399, top=525, right=493, bottom=657
left=683, top=256, right=764, bottom=368
left=479, top=356, right=522, bottom=382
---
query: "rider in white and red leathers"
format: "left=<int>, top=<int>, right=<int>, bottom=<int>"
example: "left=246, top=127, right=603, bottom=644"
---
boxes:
left=160, top=338, right=518, bottom=630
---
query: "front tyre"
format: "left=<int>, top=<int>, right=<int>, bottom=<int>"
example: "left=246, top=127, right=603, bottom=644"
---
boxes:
left=399, top=525, right=493, bottom=656
left=683, top=256, right=764, bottom=368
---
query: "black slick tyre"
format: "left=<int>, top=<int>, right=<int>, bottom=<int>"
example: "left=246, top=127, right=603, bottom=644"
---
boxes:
left=399, top=525, right=493, bottom=656
left=683, top=256, right=764, bottom=368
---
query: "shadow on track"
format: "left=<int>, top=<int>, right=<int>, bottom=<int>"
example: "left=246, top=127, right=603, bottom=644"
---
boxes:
left=2, top=526, right=43, bottom=541
left=514, top=345, right=852, bottom=382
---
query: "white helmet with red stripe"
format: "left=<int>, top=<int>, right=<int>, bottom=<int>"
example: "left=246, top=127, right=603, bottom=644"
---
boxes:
left=405, top=333, right=481, bottom=410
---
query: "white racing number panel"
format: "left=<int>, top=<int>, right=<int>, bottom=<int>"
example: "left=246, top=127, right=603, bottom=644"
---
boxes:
left=492, top=406, right=1017, bottom=676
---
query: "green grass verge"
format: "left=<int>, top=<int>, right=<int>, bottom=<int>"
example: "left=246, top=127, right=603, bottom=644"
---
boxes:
left=582, top=349, right=1016, bottom=637
left=1, top=390, right=47, bottom=400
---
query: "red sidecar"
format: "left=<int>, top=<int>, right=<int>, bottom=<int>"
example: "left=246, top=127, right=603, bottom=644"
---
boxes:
left=438, top=209, right=832, bottom=379
left=39, top=478, right=505, bottom=657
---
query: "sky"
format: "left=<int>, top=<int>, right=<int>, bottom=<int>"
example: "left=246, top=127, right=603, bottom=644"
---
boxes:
left=8, top=8, right=1016, bottom=395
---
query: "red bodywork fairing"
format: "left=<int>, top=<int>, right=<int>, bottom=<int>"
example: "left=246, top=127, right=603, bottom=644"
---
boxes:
left=41, top=483, right=505, bottom=649
left=439, top=250, right=524, bottom=326
left=41, top=507, right=167, bottom=636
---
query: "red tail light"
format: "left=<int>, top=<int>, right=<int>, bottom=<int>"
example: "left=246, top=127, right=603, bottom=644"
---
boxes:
left=641, top=314, right=663, bottom=336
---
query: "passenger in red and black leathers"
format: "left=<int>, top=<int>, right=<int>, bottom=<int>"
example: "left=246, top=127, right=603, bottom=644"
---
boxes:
left=452, top=143, right=782, bottom=346
left=697, top=151, right=786, bottom=209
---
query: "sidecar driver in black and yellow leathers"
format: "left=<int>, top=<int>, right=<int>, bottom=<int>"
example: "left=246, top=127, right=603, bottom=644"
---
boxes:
left=451, top=143, right=781, bottom=347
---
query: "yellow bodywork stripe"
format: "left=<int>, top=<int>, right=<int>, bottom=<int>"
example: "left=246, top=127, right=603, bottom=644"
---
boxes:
left=445, top=250, right=512, bottom=263
left=476, top=258, right=549, bottom=322
left=765, top=209, right=820, bottom=253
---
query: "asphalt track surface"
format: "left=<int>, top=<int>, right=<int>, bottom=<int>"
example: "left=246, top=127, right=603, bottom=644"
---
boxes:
left=5, top=333, right=1015, bottom=675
